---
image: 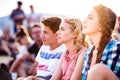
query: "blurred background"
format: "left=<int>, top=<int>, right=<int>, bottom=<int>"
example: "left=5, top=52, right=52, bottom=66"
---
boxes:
left=0, top=0, right=120, bottom=35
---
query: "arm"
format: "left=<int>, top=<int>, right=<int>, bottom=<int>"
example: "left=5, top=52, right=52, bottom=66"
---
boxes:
left=28, top=61, right=38, bottom=75
left=10, top=53, right=30, bottom=72
left=70, top=49, right=86, bottom=80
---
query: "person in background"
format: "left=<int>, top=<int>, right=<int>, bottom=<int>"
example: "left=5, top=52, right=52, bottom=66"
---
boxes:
left=112, top=16, right=120, bottom=41
left=27, top=5, right=40, bottom=37
left=17, top=16, right=66, bottom=80
left=50, top=17, right=87, bottom=80
left=10, top=24, right=42, bottom=77
left=10, top=26, right=33, bottom=77
left=10, top=1, right=25, bottom=33
left=0, top=63, right=12, bottom=80
left=82, top=4, right=120, bottom=80
left=27, top=5, right=40, bottom=28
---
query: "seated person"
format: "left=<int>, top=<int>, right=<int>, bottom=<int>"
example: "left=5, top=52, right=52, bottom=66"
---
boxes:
left=0, top=63, right=12, bottom=80
left=17, top=16, right=66, bottom=80
left=10, top=24, right=42, bottom=77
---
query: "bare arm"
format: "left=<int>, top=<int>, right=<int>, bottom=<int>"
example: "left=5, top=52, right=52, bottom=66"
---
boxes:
left=10, top=53, right=30, bottom=72
left=70, top=49, right=86, bottom=80
left=28, top=61, right=38, bottom=75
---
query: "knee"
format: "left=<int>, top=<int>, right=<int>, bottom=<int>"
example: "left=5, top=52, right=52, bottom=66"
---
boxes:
left=17, top=77, right=25, bottom=80
left=88, top=63, right=119, bottom=80
left=88, top=63, right=107, bottom=77
left=24, top=76, right=39, bottom=80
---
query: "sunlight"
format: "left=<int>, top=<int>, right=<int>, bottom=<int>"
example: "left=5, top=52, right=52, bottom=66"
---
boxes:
left=0, top=0, right=120, bottom=21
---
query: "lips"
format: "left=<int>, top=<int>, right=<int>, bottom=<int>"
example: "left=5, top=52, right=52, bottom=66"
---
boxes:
left=57, top=36, right=61, bottom=40
left=42, top=39, right=46, bottom=42
left=83, top=25, right=87, bottom=28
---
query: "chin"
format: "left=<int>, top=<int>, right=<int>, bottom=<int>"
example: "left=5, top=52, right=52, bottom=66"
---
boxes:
left=43, top=42, right=48, bottom=45
left=82, top=30, right=86, bottom=34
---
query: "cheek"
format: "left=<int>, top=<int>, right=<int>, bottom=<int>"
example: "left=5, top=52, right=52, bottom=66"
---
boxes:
left=59, top=33, right=72, bottom=43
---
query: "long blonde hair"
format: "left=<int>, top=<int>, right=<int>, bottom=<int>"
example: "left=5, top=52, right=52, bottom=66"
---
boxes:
left=64, top=18, right=87, bottom=53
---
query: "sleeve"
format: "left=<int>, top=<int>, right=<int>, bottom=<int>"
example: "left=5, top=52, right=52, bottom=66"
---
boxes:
left=35, top=45, right=44, bottom=62
left=108, top=42, right=120, bottom=78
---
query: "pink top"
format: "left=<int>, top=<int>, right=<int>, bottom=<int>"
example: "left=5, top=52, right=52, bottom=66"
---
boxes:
left=61, top=50, right=80, bottom=80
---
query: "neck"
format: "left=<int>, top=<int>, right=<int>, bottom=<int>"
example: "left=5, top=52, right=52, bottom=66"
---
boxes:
left=89, top=32, right=101, bottom=49
left=65, top=39, right=75, bottom=54
left=49, top=42, right=61, bottom=50
left=36, top=40, right=43, bottom=48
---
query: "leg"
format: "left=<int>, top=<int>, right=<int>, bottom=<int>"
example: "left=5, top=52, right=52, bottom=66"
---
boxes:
left=87, top=63, right=119, bottom=80
left=24, top=76, right=40, bottom=80
left=17, top=77, right=25, bottom=80
left=17, top=63, right=28, bottom=77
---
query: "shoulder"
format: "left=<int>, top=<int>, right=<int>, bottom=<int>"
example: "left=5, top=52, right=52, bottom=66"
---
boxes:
left=40, top=45, right=49, bottom=50
left=78, top=46, right=87, bottom=55
left=105, top=39, right=120, bottom=51
left=56, top=44, right=67, bottom=50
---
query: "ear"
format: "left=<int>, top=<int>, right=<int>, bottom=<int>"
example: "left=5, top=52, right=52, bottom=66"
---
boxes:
left=98, top=27, right=102, bottom=32
left=72, top=32, right=76, bottom=38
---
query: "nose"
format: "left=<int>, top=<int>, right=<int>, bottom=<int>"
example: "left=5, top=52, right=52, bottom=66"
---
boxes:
left=83, top=19, right=87, bottom=25
left=57, top=29, right=61, bottom=35
left=41, top=33, right=44, bottom=38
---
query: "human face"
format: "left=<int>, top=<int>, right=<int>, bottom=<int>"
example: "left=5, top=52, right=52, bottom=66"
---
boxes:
left=31, top=27, right=41, bottom=41
left=57, top=21, right=73, bottom=44
left=82, top=9, right=101, bottom=36
left=41, top=25, right=57, bottom=45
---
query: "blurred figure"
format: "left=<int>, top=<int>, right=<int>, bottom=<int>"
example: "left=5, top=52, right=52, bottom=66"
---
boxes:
left=0, top=63, right=12, bottom=80
left=10, top=24, right=42, bottom=77
left=27, top=5, right=40, bottom=36
left=7, top=38, right=19, bottom=68
left=0, top=38, right=9, bottom=55
left=0, top=27, right=14, bottom=56
left=27, top=5, right=40, bottom=28
left=10, top=1, right=25, bottom=33
left=112, top=16, right=120, bottom=41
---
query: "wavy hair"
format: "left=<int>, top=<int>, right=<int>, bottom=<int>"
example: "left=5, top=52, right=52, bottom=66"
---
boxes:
left=64, top=18, right=87, bottom=53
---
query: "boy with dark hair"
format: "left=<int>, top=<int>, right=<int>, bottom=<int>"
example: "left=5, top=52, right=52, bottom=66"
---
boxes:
left=17, top=16, right=66, bottom=80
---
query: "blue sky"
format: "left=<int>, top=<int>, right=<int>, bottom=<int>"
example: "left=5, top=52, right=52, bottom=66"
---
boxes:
left=0, top=0, right=120, bottom=20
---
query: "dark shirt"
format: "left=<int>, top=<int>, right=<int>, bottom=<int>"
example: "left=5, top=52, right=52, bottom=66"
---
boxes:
left=10, top=8, right=25, bottom=24
left=28, top=42, right=42, bottom=57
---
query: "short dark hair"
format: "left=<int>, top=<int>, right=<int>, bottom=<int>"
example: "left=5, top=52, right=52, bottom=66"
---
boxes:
left=0, top=63, right=12, bottom=80
left=41, top=17, right=61, bottom=33
left=32, top=24, right=41, bottom=29
left=16, top=28, right=26, bottom=38
left=17, top=1, right=22, bottom=5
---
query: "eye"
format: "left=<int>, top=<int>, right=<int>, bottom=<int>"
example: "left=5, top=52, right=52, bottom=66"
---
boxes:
left=43, top=31, right=48, bottom=34
left=60, top=27, right=65, bottom=31
left=87, top=15, right=93, bottom=20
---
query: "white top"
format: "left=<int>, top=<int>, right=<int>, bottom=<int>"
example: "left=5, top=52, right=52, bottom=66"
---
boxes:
left=36, top=44, right=66, bottom=77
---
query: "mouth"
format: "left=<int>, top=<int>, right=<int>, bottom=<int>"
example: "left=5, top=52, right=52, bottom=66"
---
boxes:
left=57, top=36, right=61, bottom=40
left=42, top=39, right=46, bottom=42
left=83, top=25, right=87, bottom=28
